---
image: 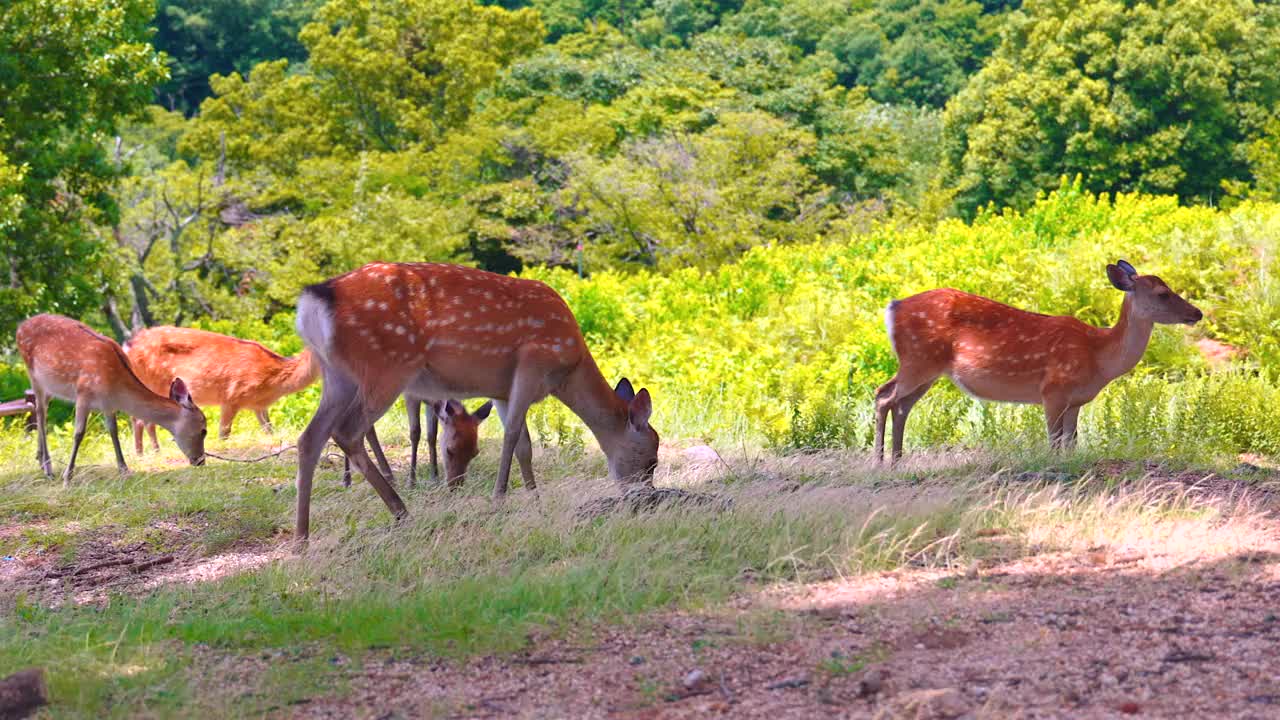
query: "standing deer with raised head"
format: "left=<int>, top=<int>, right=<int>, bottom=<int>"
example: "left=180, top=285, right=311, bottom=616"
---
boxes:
left=343, top=397, right=495, bottom=488
left=124, top=326, right=319, bottom=451
left=16, top=315, right=208, bottom=484
left=293, top=262, right=659, bottom=540
left=874, top=260, right=1202, bottom=463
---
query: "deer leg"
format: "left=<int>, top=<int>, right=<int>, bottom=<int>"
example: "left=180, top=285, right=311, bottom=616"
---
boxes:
left=494, top=374, right=543, bottom=499
left=406, top=397, right=422, bottom=487
left=890, top=380, right=935, bottom=464
left=342, top=447, right=352, bottom=488
left=1042, top=396, right=1070, bottom=450
left=62, top=402, right=91, bottom=487
left=1061, top=405, right=1083, bottom=451
left=365, top=424, right=395, bottom=483
left=33, top=386, right=52, bottom=477
left=104, top=412, right=128, bottom=474
left=219, top=407, right=238, bottom=440
left=426, top=404, right=439, bottom=484
left=873, top=377, right=897, bottom=465
left=332, top=411, right=407, bottom=523
left=296, top=368, right=361, bottom=542
left=255, top=408, right=274, bottom=434
left=132, top=417, right=144, bottom=456
left=494, top=399, right=537, bottom=491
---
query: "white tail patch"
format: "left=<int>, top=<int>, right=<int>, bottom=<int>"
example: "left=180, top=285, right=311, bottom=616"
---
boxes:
left=884, top=301, right=899, bottom=352
left=296, top=291, right=336, bottom=362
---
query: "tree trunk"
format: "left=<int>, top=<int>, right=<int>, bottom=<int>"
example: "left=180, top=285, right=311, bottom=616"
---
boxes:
left=0, top=668, right=48, bottom=720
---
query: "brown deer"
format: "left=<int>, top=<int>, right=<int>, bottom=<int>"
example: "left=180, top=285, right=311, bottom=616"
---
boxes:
left=16, top=315, right=207, bottom=484
left=293, top=262, right=659, bottom=540
left=874, top=260, right=1202, bottom=463
left=124, top=326, right=319, bottom=451
left=342, top=398, right=494, bottom=488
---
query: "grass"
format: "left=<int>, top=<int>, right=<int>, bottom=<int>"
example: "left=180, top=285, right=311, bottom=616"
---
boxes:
left=0, top=409, right=1273, bottom=717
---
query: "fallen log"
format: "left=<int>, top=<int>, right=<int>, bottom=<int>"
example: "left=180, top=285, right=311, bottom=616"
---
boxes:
left=0, top=668, right=48, bottom=720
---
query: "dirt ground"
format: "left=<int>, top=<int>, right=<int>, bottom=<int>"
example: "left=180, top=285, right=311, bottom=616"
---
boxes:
left=5, top=461, right=1280, bottom=718
left=284, top=542, right=1280, bottom=719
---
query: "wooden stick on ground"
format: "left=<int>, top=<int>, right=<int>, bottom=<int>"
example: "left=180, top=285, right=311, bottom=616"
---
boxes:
left=0, top=668, right=48, bottom=720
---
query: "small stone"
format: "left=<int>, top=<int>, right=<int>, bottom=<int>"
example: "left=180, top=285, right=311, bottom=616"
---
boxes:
left=857, top=667, right=887, bottom=697
left=683, top=669, right=707, bottom=689
left=629, top=656, right=645, bottom=666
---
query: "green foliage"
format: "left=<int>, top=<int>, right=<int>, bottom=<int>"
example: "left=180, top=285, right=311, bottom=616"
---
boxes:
left=0, top=0, right=167, bottom=341
left=944, top=0, right=1280, bottom=216
left=152, top=0, right=319, bottom=113
left=524, top=187, right=1280, bottom=455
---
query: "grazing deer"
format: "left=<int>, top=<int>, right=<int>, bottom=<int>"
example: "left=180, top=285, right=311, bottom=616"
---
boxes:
left=16, top=315, right=207, bottom=484
left=874, top=260, right=1202, bottom=463
left=124, top=326, right=319, bottom=450
left=293, top=262, right=659, bottom=540
left=342, top=398, right=495, bottom=488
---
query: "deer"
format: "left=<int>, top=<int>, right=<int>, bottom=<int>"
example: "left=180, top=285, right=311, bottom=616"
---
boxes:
left=292, top=261, right=659, bottom=540
left=874, top=260, right=1203, bottom=464
left=15, top=314, right=208, bottom=484
left=342, top=398, right=495, bottom=489
left=123, top=325, right=319, bottom=451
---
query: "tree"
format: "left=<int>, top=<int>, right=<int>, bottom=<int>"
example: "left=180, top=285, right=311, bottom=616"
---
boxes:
left=944, top=0, right=1280, bottom=216
left=299, top=0, right=544, bottom=151
left=152, top=0, right=319, bottom=113
left=0, top=0, right=166, bottom=341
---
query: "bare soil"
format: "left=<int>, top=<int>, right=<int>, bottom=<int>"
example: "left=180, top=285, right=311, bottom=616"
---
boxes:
left=280, top=467, right=1280, bottom=720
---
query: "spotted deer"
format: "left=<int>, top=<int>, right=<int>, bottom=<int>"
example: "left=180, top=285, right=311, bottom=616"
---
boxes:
left=293, top=262, right=659, bottom=540
left=874, top=260, right=1202, bottom=463
left=16, top=315, right=208, bottom=484
left=124, top=326, right=319, bottom=450
left=343, top=397, right=494, bottom=488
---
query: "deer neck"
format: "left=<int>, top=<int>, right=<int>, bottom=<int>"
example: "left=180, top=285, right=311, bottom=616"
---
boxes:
left=554, top=353, right=630, bottom=463
left=1099, top=295, right=1154, bottom=380
left=117, top=386, right=183, bottom=432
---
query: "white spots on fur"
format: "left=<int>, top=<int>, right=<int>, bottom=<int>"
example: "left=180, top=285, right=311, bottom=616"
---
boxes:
left=364, top=299, right=376, bottom=310
left=394, top=325, right=406, bottom=335
left=378, top=302, right=389, bottom=312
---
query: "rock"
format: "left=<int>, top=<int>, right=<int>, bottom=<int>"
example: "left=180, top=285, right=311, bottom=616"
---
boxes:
left=856, top=667, right=887, bottom=697
left=883, top=688, right=970, bottom=719
left=682, top=445, right=722, bottom=466
left=575, top=486, right=730, bottom=521
left=683, top=669, right=707, bottom=689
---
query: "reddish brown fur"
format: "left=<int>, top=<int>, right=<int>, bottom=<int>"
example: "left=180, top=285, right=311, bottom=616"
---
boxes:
left=125, top=326, right=319, bottom=443
left=319, top=263, right=588, bottom=411
left=874, top=263, right=1202, bottom=463
left=16, top=314, right=207, bottom=482
left=293, top=261, right=659, bottom=540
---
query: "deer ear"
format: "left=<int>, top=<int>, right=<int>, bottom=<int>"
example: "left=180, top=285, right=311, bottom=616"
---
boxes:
left=614, top=377, right=636, bottom=402
left=1116, top=259, right=1137, bottom=277
left=472, top=400, right=493, bottom=422
left=169, top=377, right=194, bottom=408
left=628, top=388, right=652, bottom=429
left=1107, top=264, right=1135, bottom=292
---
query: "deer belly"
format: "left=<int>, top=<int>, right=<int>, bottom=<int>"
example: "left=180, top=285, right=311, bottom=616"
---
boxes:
left=946, top=369, right=1043, bottom=404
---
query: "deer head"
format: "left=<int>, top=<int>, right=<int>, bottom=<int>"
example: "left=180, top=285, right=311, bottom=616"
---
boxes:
left=1106, top=260, right=1203, bottom=325
left=168, top=377, right=208, bottom=465
left=433, top=399, right=492, bottom=487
